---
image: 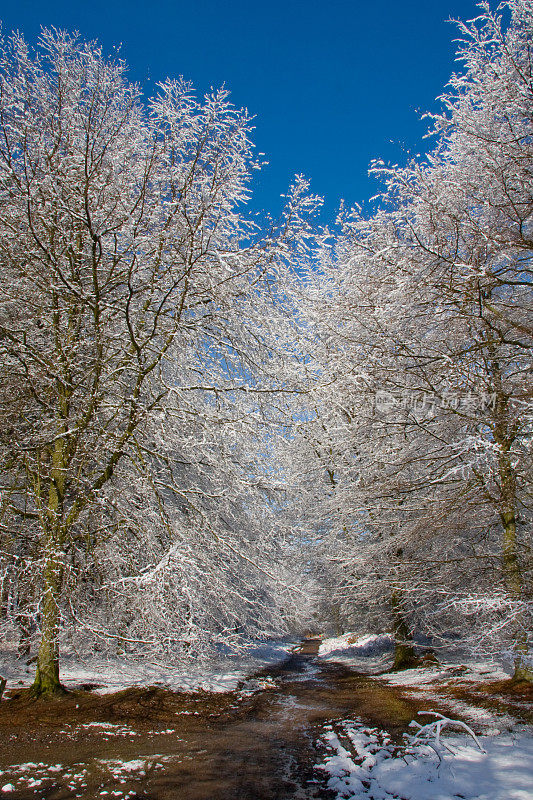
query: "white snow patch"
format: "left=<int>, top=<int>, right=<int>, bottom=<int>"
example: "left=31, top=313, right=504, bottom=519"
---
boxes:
left=98, top=759, right=147, bottom=773
left=378, top=660, right=508, bottom=689
left=81, top=721, right=122, bottom=729
left=317, top=720, right=533, bottom=800
left=317, top=632, right=396, bottom=673
left=319, top=633, right=395, bottom=660
left=373, top=659, right=519, bottom=731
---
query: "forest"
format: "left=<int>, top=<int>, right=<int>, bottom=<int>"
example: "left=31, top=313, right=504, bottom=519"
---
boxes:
left=0, top=0, right=531, bottom=701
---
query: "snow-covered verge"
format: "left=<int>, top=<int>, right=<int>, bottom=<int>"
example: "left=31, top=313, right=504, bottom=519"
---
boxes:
left=317, top=632, right=514, bottom=681
left=0, top=639, right=295, bottom=695
left=318, top=633, right=395, bottom=664
left=317, top=719, right=533, bottom=800
left=315, top=632, right=533, bottom=800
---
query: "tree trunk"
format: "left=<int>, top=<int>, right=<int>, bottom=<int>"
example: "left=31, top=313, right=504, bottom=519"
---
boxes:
left=31, top=541, right=65, bottom=697
left=31, top=432, right=68, bottom=697
left=502, top=509, right=532, bottom=682
left=15, top=593, right=33, bottom=659
left=390, top=588, right=418, bottom=671
left=496, top=404, right=532, bottom=682
left=16, top=618, right=32, bottom=660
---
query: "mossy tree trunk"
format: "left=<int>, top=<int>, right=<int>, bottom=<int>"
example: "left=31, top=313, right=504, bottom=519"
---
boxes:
left=502, top=514, right=532, bottom=682
left=499, top=457, right=532, bottom=682
left=491, top=357, right=532, bottom=683
left=31, top=540, right=65, bottom=696
left=31, top=388, right=69, bottom=698
left=390, top=587, right=418, bottom=671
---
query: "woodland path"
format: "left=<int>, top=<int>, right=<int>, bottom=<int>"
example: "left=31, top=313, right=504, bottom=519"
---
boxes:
left=0, top=640, right=425, bottom=799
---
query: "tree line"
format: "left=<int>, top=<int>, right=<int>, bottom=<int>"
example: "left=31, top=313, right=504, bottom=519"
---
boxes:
left=0, top=0, right=531, bottom=696
left=298, top=0, right=532, bottom=680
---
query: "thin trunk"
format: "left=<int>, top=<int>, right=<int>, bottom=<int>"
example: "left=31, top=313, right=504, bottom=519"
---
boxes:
left=331, top=602, right=343, bottom=636
left=501, top=503, right=531, bottom=682
left=16, top=611, right=32, bottom=660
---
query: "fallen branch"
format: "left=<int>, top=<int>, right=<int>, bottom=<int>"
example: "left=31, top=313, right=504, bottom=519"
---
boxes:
left=409, top=711, right=486, bottom=754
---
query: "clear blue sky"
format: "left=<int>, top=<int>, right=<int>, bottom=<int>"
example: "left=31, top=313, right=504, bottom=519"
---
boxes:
left=1, top=0, right=480, bottom=222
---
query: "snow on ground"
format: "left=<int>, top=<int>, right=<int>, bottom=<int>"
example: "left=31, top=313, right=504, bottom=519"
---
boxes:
left=318, top=633, right=395, bottom=660
left=318, top=633, right=395, bottom=672
left=0, top=755, right=175, bottom=797
left=377, top=662, right=521, bottom=735
left=0, top=639, right=296, bottom=695
left=317, top=719, right=533, bottom=800
left=380, top=661, right=510, bottom=688
left=315, top=632, right=533, bottom=800
left=318, top=632, right=512, bottom=684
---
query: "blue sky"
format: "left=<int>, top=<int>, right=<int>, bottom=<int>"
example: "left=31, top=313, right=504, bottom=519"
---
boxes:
left=1, top=0, right=480, bottom=222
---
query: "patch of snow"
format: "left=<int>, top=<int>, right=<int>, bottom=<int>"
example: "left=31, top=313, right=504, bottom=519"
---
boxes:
left=379, top=660, right=508, bottom=690
left=319, top=633, right=395, bottom=659
left=98, top=759, right=147, bottom=773
left=6, top=763, right=42, bottom=772
left=77, top=721, right=140, bottom=738
left=1, top=754, right=179, bottom=792
left=317, top=720, right=533, bottom=800
left=373, top=659, right=520, bottom=731
left=317, top=632, right=395, bottom=673
left=81, top=722, right=122, bottom=729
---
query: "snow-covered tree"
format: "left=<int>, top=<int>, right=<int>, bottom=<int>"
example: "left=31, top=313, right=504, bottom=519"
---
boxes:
left=303, top=0, right=532, bottom=677
left=0, top=29, right=318, bottom=695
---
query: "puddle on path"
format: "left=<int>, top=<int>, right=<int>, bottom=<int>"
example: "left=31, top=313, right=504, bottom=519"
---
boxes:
left=0, top=642, right=423, bottom=799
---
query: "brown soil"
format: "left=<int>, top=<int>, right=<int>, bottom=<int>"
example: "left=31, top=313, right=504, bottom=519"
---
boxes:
left=0, top=641, right=428, bottom=800
left=1, top=684, right=231, bottom=727
left=473, top=678, right=533, bottom=700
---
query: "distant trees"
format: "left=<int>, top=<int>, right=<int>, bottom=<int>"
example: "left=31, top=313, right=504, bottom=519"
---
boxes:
left=302, top=0, right=532, bottom=677
left=0, top=29, right=318, bottom=695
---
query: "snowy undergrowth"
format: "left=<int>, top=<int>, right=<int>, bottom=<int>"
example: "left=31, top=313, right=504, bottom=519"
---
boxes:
left=377, top=663, right=523, bottom=737
left=0, top=639, right=295, bottom=695
left=317, top=719, right=533, bottom=800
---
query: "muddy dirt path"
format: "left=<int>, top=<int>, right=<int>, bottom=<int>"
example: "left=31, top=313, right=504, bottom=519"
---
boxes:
left=0, top=641, right=424, bottom=799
